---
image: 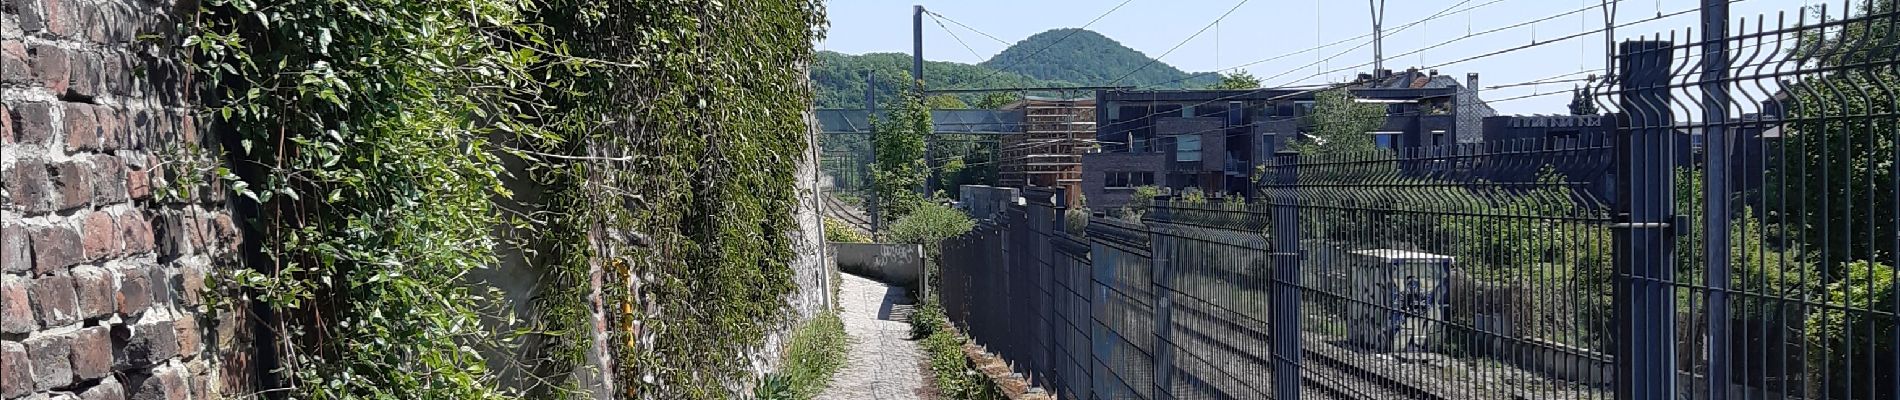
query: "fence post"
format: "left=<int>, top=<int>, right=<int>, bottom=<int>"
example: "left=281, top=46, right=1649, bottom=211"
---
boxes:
left=1149, top=198, right=1176, bottom=399
left=1613, top=39, right=1679, bottom=400
left=1698, top=2, right=1733, bottom=397
left=864, top=70, right=880, bottom=241
left=1267, top=150, right=1302, bottom=400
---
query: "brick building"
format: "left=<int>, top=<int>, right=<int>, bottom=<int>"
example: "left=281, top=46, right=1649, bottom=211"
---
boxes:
left=1083, top=69, right=1496, bottom=211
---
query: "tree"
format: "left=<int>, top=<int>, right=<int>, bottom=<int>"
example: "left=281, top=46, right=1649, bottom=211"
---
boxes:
left=1776, top=2, right=1898, bottom=398
left=1207, top=71, right=1262, bottom=90
left=873, top=74, right=931, bottom=221
left=931, top=135, right=997, bottom=194
left=1568, top=85, right=1598, bottom=115
left=1772, top=0, right=1897, bottom=273
left=973, top=92, right=1018, bottom=109
left=1293, top=88, right=1387, bottom=157
left=925, top=94, right=968, bottom=109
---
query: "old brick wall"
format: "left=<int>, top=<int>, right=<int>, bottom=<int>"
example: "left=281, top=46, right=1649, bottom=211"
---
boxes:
left=3, top=0, right=249, bottom=399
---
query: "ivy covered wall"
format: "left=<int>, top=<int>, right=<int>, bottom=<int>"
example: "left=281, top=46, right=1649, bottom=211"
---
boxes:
left=3, top=0, right=833, bottom=399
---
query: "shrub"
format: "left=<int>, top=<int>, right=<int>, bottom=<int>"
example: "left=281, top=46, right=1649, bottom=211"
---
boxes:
left=1064, top=207, right=1090, bottom=236
left=887, top=201, right=977, bottom=253
left=768, top=311, right=849, bottom=400
left=1177, top=186, right=1207, bottom=205
left=889, top=202, right=975, bottom=297
left=922, top=325, right=1003, bottom=399
left=1803, top=260, right=1896, bottom=400
left=1119, top=185, right=1163, bottom=221
left=909, top=301, right=946, bottom=339
left=824, top=217, right=870, bottom=243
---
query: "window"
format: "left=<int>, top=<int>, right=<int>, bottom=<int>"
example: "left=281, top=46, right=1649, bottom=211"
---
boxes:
left=1105, top=172, right=1154, bottom=188
left=1177, top=135, right=1202, bottom=162
left=1370, top=131, right=1401, bottom=149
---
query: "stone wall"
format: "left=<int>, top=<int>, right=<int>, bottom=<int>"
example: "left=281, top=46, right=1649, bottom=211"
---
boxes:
left=4, top=0, right=249, bottom=399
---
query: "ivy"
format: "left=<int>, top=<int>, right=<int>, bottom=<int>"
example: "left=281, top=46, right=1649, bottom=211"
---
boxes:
left=187, top=0, right=835, bottom=397
left=186, top=0, right=565, bottom=398
left=538, top=1, right=828, bottom=398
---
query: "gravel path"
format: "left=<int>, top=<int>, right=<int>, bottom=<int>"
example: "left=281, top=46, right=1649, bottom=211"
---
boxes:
left=817, top=273, right=927, bottom=399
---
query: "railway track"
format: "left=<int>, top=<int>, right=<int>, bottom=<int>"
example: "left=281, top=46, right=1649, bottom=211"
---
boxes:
left=1142, top=293, right=1590, bottom=400
left=821, top=193, right=875, bottom=235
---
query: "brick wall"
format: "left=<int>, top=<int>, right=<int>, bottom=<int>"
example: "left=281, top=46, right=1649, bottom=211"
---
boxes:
left=1080, top=153, right=1164, bottom=212
left=3, top=0, right=249, bottom=399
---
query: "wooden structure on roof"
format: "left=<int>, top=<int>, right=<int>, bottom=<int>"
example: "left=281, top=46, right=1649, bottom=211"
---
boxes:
left=998, top=97, right=1096, bottom=207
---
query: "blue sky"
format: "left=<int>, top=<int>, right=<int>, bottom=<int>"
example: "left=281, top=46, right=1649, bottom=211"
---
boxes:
left=820, top=0, right=1810, bottom=115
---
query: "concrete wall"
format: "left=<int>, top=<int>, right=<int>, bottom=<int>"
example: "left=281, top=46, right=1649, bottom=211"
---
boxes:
left=750, top=103, right=835, bottom=385
left=831, top=243, right=921, bottom=288
left=3, top=0, right=252, bottom=399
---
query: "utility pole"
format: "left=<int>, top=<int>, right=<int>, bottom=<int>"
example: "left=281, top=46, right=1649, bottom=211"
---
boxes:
left=1699, top=1, right=1731, bottom=399
left=915, top=5, right=939, bottom=197
left=1370, top=0, right=1386, bottom=74
left=865, top=70, right=881, bottom=240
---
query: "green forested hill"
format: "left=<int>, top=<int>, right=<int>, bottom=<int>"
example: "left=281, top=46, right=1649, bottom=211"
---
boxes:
left=812, top=51, right=1071, bottom=108
left=982, top=28, right=1218, bottom=89
left=813, top=29, right=1216, bottom=108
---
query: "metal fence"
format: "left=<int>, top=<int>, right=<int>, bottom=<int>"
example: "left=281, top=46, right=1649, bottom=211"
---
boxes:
left=934, top=2, right=1896, bottom=399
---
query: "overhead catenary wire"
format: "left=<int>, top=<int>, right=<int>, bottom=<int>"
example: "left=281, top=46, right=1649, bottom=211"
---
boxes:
left=1292, top=0, right=1742, bottom=87
left=1104, top=0, right=1253, bottom=86
left=1227, top=0, right=1501, bottom=89
left=1086, top=0, right=1507, bottom=131
left=926, top=12, right=992, bottom=63
left=923, top=10, right=1011, bottom=46
left=1272, top=0, right=1633, bottom=89
left=1416, top=1, right=1729, bottom=71
left=923, top=11, right=1135, bottom=103
left=956, top=0, right=1137, bottom=90
left=1140, top=0, right=1507, bottom=90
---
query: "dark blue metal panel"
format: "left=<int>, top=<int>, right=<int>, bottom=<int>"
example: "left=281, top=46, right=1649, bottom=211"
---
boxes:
left=1268, top=151, right=1302, bottom=400
left=1613, top=39, right=1678, bottom=400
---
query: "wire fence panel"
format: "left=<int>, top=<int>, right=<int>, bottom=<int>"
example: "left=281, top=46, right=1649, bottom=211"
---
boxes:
left=1091, top=216, right=1159, bottom=400
left=931, top=2, right=1895, bottom=399
left=1273, top=140, right=1616, bottom=400
left=1590, top=3, right=1898, bottom=399
left=1054, top=231, right=1096, bottom=400
left=1145, top=202, right=1277, bottom=400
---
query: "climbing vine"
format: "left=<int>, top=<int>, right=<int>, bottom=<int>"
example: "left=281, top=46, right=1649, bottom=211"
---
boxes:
left=538, top=1, right=829, bottom=398
left=184, top=0, right=572, bottom=398
left=186, top=0, right=828, bottom=398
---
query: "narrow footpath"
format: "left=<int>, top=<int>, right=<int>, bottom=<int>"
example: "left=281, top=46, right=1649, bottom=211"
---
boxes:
left=818, top=273, right=928, bottom=399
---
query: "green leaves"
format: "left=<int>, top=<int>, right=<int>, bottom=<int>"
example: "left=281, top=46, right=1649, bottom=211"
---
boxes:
left=536, top=1, right=828, bottom=398
left=187, top=0, right=565, bottom=398
left=872, top=78, right=932, bottom=222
